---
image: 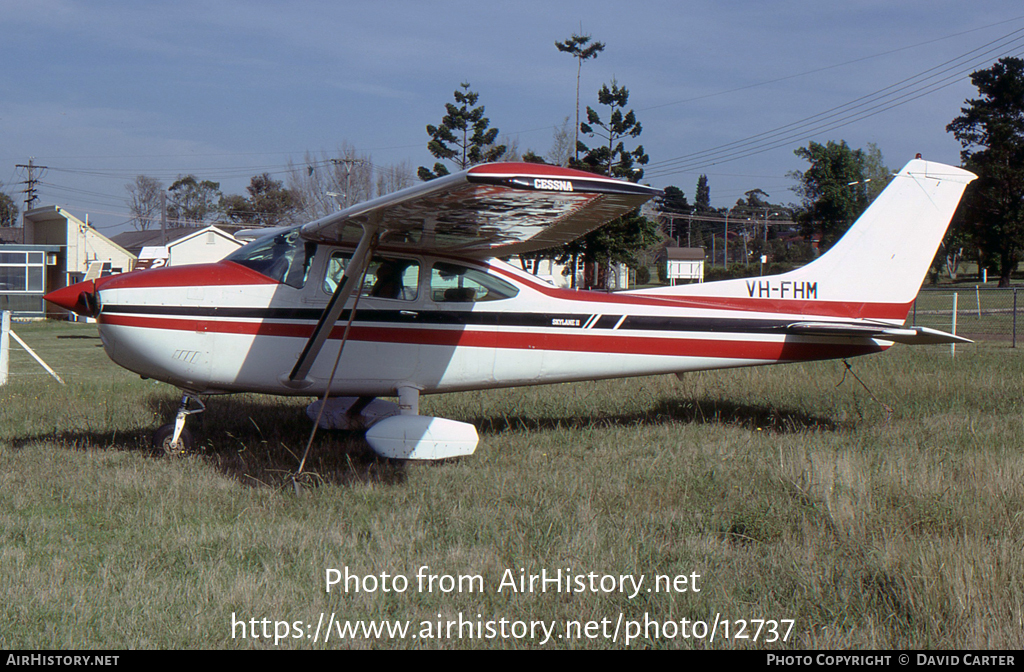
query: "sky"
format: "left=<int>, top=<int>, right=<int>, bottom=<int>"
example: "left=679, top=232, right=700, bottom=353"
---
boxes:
left=2, top=0, right=1024, bottom=234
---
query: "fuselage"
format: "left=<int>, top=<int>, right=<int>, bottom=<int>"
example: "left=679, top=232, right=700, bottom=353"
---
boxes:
left=66, top=233, right=892, bottom=397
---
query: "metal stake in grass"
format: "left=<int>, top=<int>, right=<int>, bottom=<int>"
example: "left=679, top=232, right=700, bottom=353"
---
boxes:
left=838, top=359, right=894, bottom=422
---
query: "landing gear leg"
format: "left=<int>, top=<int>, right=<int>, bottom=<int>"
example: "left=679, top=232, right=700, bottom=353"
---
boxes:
left=397, top=385, right=420, bottom=416
left=346, top=396, right=376, bottom=423
left=153, top=393, right=206, bottom=455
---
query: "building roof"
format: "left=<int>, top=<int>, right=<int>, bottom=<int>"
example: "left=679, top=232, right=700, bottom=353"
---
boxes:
left=111, top=224, right=245, bottom=254
left=0, top=227, right=24, bottom=244
left=660, top=247, right=706, bottom=261
left=23, top=206, right=136, bottom=260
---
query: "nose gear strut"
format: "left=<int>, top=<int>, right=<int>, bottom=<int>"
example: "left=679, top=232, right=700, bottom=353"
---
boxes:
left=153, top=393, right=206, bottom=455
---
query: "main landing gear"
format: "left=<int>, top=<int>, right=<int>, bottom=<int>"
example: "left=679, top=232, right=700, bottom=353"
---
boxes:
left=153, top=392, right=205, bottom=455
left=363, top=386, right=479, bottom=460
left=307, top=386, right=480, bottom=460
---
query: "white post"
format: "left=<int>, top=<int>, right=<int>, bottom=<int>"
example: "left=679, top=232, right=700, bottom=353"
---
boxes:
left=0, top=311, right=9, bottom=386
left=952, top=292, right=958, bottom=358
left=9, top=331, right=64, bottom=385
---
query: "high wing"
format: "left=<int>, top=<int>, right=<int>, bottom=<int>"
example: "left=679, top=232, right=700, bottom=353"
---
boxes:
left=298, top=162, right=661, bottom=257
left=286, top=162, right=660, bottom=386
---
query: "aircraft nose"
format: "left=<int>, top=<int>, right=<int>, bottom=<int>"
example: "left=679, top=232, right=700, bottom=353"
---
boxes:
left=45, top=280, right=99, bottom=317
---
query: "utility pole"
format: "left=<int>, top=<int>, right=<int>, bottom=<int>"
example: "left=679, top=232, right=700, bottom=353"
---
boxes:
left=160, top=192, right=167, bottom=246
left=330, top=158, right=364, bottom=206
left=723, top=212, right=729, bottom=268
left=15, top=159, right=48, bottom=226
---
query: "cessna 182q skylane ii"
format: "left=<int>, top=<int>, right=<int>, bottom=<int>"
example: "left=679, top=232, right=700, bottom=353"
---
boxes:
left=45, top=159, right=975, bottom=460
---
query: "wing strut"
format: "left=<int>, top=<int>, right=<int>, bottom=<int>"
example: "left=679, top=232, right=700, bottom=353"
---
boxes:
left=285, top=221, right=381, bottom=387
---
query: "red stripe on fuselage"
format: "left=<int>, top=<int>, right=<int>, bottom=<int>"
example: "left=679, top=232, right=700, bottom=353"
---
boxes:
left=484, top=264, right=911, bottom=321
left=99, top=313, right=883, bottom=362
left=99, top=261, right=276, bottom=290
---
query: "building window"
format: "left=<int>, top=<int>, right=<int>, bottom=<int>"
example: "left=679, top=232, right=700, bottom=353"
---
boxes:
left=0, top=252, right=44, bottom=292
left=0, top=249, right=48, bottom=316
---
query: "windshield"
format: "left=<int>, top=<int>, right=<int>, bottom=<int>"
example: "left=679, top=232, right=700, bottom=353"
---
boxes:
left=226, top=227, right=316, bottom=288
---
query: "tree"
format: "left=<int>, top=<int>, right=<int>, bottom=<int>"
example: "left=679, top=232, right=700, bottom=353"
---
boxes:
left=418, top=83, right=505, bottom=181
left=556, top=79, right=658, bottom=288
left=125, top=175, right=163, bottom=231
left=521, top=117, right=574, bottom=166
left=694, top=175, right=711, bottom=213
left=288, top=145, right=374, bottom=219
left=659, top=186, right=690, bottom=214
left=555, top=32, right=605, bottom=162
left=739, top=189, right=770, bottom=209
left=657, top=186, right=690, bottom=245
left=546, top=116, right=574, bottom=167
left=947, top=56, right=1024, bottom=286
left=0, top=184, right=18, bottom=227
left=790, top=140, right=876, bottom=250
left=576, top=79, right=648, bottom=181
left=860, top=142, right=892, bottom=203
left=223, top=173, right=297, bottom=227
left=376, top=160, right=414, bottom=197
left=167, top=175, right=222, bottom=226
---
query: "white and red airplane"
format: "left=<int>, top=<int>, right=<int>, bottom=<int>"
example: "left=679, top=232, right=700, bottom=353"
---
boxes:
left=45, top=158, right=975, bottom=460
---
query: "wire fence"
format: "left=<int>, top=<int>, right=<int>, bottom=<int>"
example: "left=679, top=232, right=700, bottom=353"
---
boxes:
left=909, top=288, right=1020, bottom=347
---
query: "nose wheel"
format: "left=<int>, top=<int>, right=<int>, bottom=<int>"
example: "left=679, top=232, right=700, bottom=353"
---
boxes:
left=153, top=393, right=205, bottom=455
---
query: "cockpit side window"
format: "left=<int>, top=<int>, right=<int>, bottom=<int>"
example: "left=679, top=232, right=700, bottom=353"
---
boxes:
left=430, top=262, right=519, bottom=302
left=226, top=228, right=315, bottom=289
left=323, top=252, right=420, bottom=301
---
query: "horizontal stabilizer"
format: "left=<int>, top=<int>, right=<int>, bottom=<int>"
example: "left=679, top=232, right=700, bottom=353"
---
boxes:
left=880, top=326, right=973, bottom=345
left=783, top=322, right=972, bottom=345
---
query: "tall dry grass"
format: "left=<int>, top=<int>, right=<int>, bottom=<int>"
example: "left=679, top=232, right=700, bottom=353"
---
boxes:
left=1, top=321, right=1021, bottom=648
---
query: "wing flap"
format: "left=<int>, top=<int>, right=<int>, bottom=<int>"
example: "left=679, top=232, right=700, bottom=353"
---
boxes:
left=299, top=162, right=660, bottom=257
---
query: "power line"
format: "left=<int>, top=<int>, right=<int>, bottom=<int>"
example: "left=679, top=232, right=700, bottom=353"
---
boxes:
left=644, top=27, right=1024, bottom=179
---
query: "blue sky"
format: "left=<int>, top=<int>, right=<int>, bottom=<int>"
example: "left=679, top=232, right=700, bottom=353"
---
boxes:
left=2, top=1, right=1023, bottom=232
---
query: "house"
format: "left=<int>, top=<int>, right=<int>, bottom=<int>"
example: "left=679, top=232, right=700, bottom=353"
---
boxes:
left=111, top=225, right=244, bottom=268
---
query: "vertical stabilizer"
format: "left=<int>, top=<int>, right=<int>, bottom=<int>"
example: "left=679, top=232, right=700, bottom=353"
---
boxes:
left=633, top=159, right=976, bottom=321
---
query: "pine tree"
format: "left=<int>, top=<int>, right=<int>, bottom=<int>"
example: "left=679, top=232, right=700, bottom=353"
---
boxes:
left=576, top=79, right=648, bottom=180
left=557, top=79, right=658, bottom=288
left=418, top=83, right=505, bottom=181
left=694, top=175, right=711, bottom=213
left=555, top=32, right=605, bottom=162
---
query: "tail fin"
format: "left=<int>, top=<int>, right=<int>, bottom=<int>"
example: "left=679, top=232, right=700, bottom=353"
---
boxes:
left=634, top=159, right=976, bottom=322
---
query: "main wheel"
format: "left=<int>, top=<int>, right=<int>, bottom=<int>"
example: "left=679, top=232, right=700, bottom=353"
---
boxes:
left=152, top=424, right=194, bottom=456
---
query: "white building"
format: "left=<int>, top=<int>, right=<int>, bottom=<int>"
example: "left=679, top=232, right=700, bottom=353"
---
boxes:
left=23, top=206, right=136, bottom=286
left=112, top=225, right=244, bottom=268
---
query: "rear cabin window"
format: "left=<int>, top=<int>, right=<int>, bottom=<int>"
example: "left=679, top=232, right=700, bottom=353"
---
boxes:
left=429, top=262, right=519, bottom=303
left=323, top=253, right=420, bottom=301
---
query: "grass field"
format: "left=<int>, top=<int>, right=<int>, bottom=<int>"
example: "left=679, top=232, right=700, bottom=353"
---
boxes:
left=1, top=320, right=1022, bottom=649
